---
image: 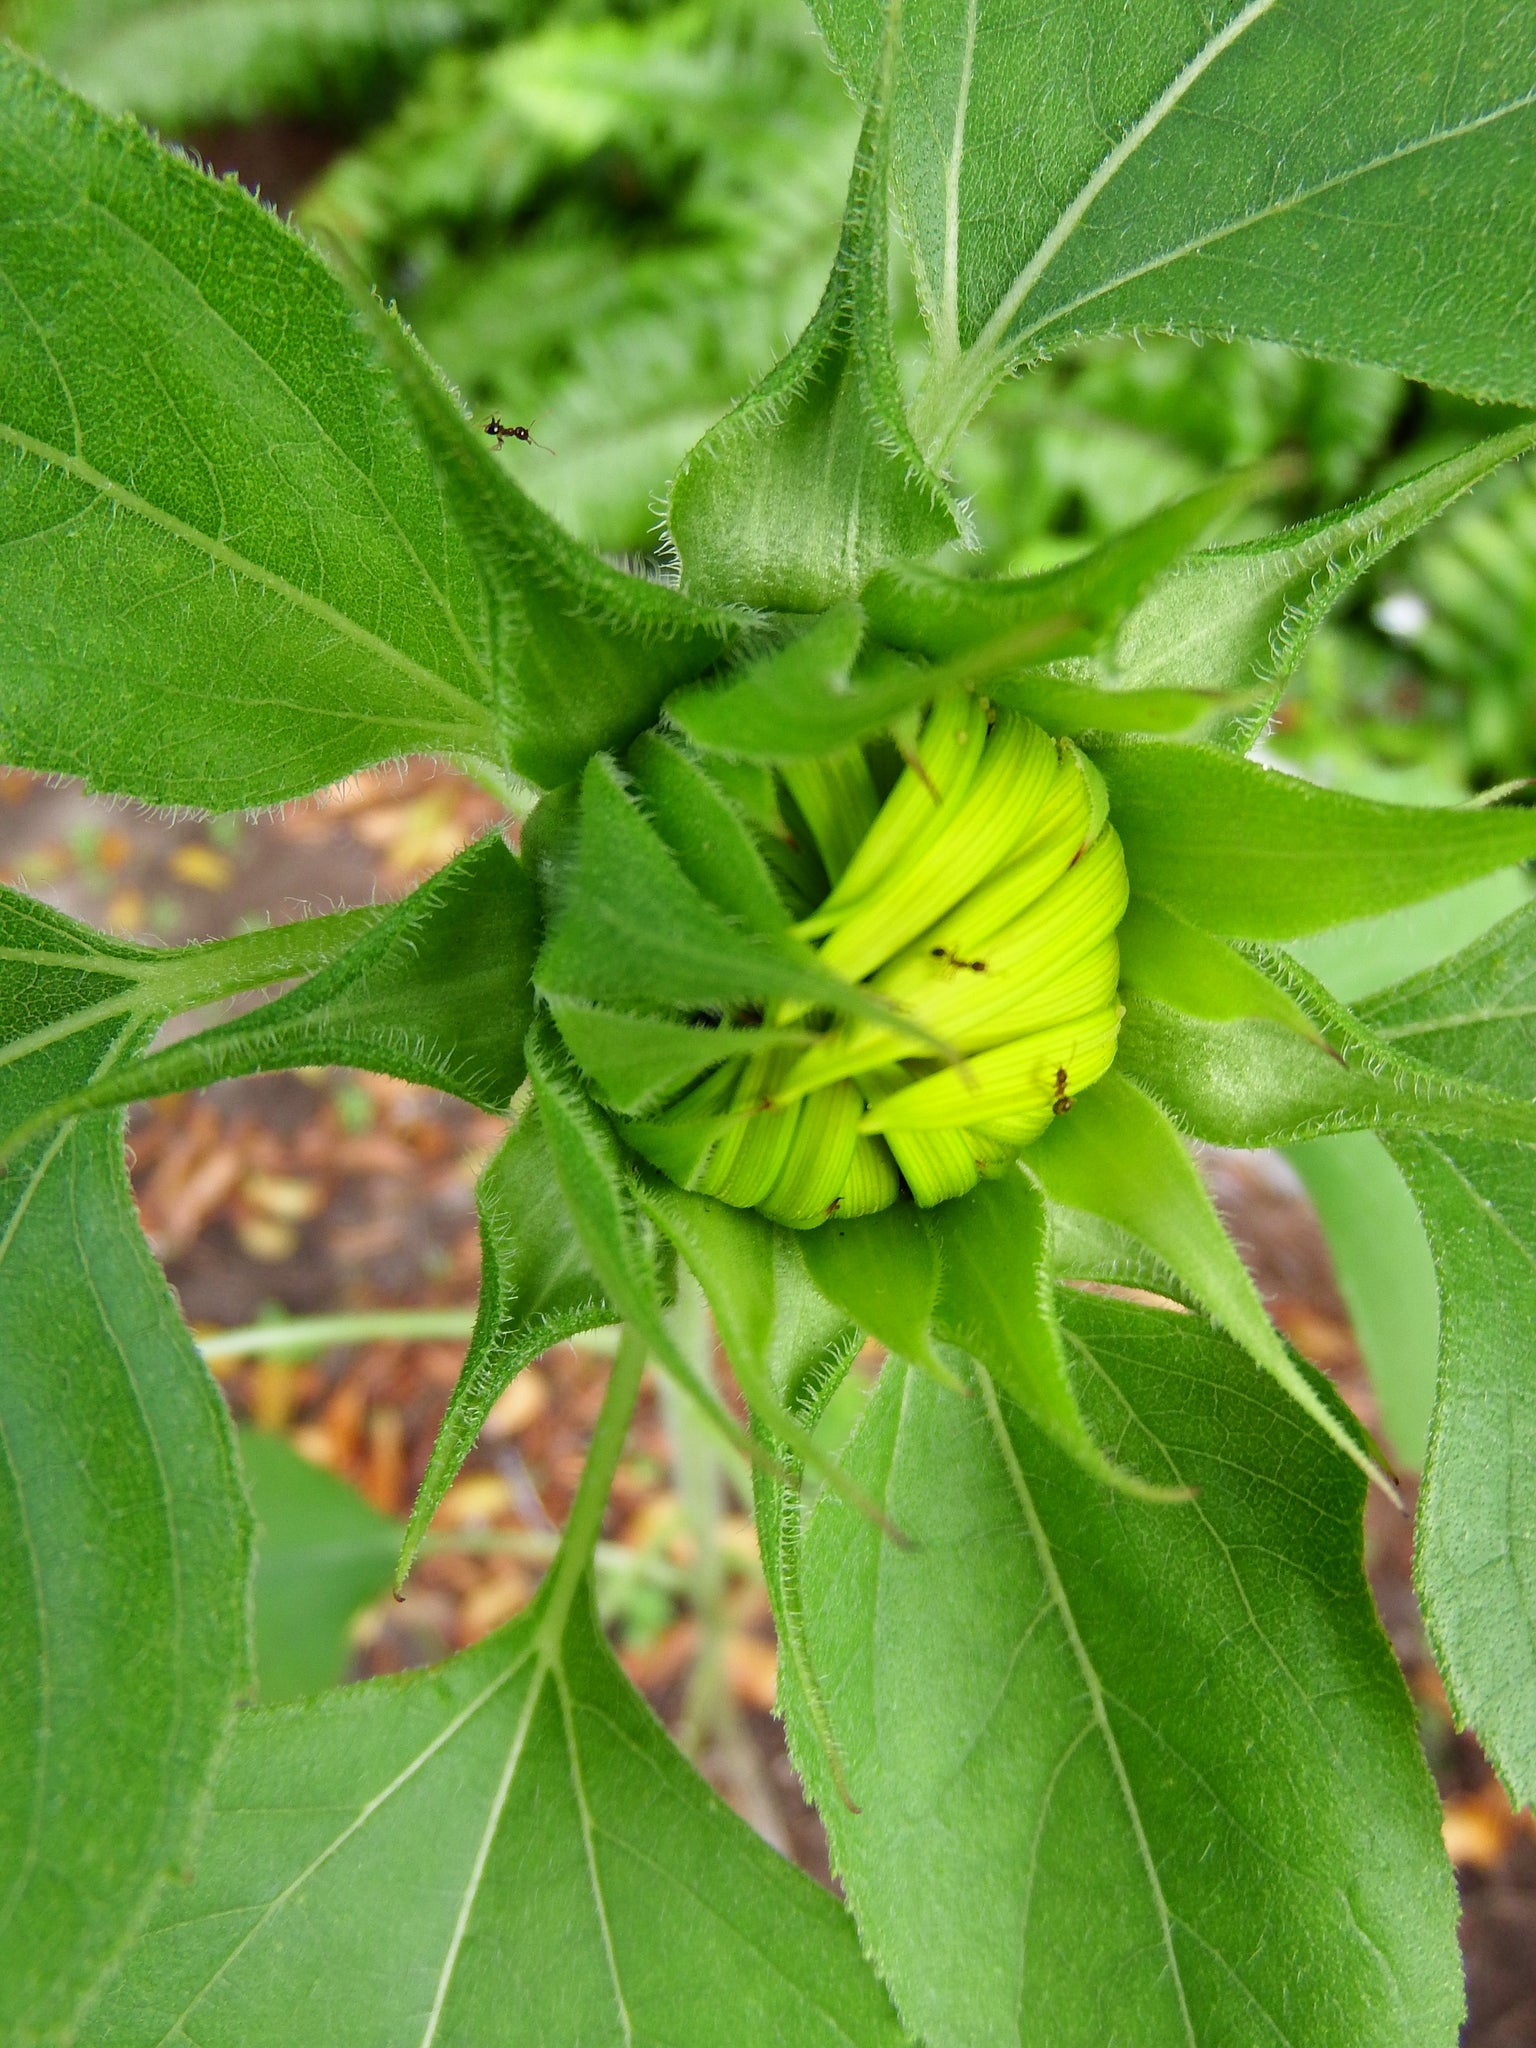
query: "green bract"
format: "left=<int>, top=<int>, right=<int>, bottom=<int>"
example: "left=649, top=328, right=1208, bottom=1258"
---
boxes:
left=5, top=9, right=1536, bottom=2043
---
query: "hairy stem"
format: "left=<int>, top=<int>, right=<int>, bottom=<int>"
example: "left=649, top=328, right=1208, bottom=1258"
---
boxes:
left=537, top=1324, right=649, bottom=1655
left=198, top=1308, right=619, bottom=1364
left=199, top=1308, right=478, bottom=1362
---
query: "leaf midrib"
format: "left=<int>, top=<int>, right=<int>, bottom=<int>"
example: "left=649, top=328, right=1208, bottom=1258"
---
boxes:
left=0, top=420, right=494, bottom=743
left=1003, top=86, right=1536, bottom=357
left=4, top=144, right=490, bottom=696
left=1373, top=1001, right=1536, bottom=1044
left=922, top=17, right=1536, bottom=451
left=0, top=1012, right=145, bottom=1970
left=154, top=1650, right=536, bottom=2045
left=0, top=991, right=141, bottom=1076
left=555, top=1665, right=635, bottom=2048
left=415, top=1659, right=550, bottom=2048
left=973, top=1365, right=1197, bottom=2047
left=972, top=0, right=1279, bottom=361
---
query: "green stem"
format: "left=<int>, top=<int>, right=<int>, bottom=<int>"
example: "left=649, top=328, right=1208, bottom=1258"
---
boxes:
left=659, top=1283, right=731, bottom=1759
left=537, top=1325, right=649, bottom=1655
left=198, top=1308, right=478, bottom=1362
left=421, top=1527, right=687, bottom=1593
left=141, top=904, right=385, bottom=1010
left=0, top=907, right=390, bottom=1170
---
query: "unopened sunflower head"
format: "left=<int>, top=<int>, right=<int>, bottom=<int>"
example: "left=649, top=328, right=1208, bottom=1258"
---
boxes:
left=621, top=689, right=1128, bottom=1228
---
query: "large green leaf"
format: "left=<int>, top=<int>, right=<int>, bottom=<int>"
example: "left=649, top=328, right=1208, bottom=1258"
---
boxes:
left=0, top=49, right=510, bottom=807
left=0, top=53, right=725, bottom=807
left=1, top=835, right=537, bottom=1156
left=813, top=0, right=1536, bottom=451
left=0, top=901, right=252, bottom=2040
left=91, top=1584, right=908, bottom=2047
left=787, top=1295, right=1460, bottom=2046
left=1359, top=903, right=1536, bottom=1802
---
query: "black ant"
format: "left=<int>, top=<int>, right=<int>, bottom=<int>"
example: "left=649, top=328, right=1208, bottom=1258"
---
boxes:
left=1052, top=1065, right=1074, bottom=1115
left=484, top=415, right=554, bottom=455
left=930, top=946, right=986, bottom=973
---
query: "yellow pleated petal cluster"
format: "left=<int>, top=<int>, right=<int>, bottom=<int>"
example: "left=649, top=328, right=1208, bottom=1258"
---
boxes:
left=646, top=691, right=1127, bottom=1226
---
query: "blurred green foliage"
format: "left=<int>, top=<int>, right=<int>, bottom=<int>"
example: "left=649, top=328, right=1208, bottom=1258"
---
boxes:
left=952, top=334, right=1406, bottom=577
left=1366, top=449, right=1536, bottom=786
left=2, top=0, right=549, bottom=125
left=301, top=0, right=860, bottom=552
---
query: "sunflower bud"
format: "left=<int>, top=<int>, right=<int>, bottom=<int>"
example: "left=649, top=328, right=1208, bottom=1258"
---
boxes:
left=619, top=693, right=1128, bottom=1228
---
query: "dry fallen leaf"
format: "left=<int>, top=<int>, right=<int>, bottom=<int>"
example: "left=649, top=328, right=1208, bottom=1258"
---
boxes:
left=106, top=886, right=146, bottom=933
left=483, top=1368, right=549, bottom=1441
left=365, top=1405, right=407, bottom=1515
left=435, top=1470, right=514, bottom=1529
left=621, top=1618, right=700, bottom=1692
left=1441, top=1780, right=1532, bottom=1870
left=725, top=1634, right=779, bottom=1714
left=1272, top=1298, right=1357, bottom=1373
left=233, top=1213, right=299, bottom=1263
left=351, top=789, right=471, bottom=879
left=242, top=1171, right=325, bottom=1222
left=169, top=843, right=234, bottom=890
left=457, top=1567, right=535, bottom=1645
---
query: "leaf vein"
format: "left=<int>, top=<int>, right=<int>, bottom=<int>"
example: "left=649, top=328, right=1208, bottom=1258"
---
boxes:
left=556, top=1665, right=635, bottom=2047
left=417, top=1660, right=548, bottom=2048
left=1009, top=85, right=1536, bottom=354
left=975, top=1366, right=1197, bottom=2048
left=0, top=422, right=493, bottom=740
left=153, top=1652, right=534, bottom=2046
left=974, top=0, right=1280, bottom=359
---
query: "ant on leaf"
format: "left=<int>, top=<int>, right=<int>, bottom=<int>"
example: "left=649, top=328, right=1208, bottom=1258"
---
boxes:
left=484, top=415, right=554, bottom=455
